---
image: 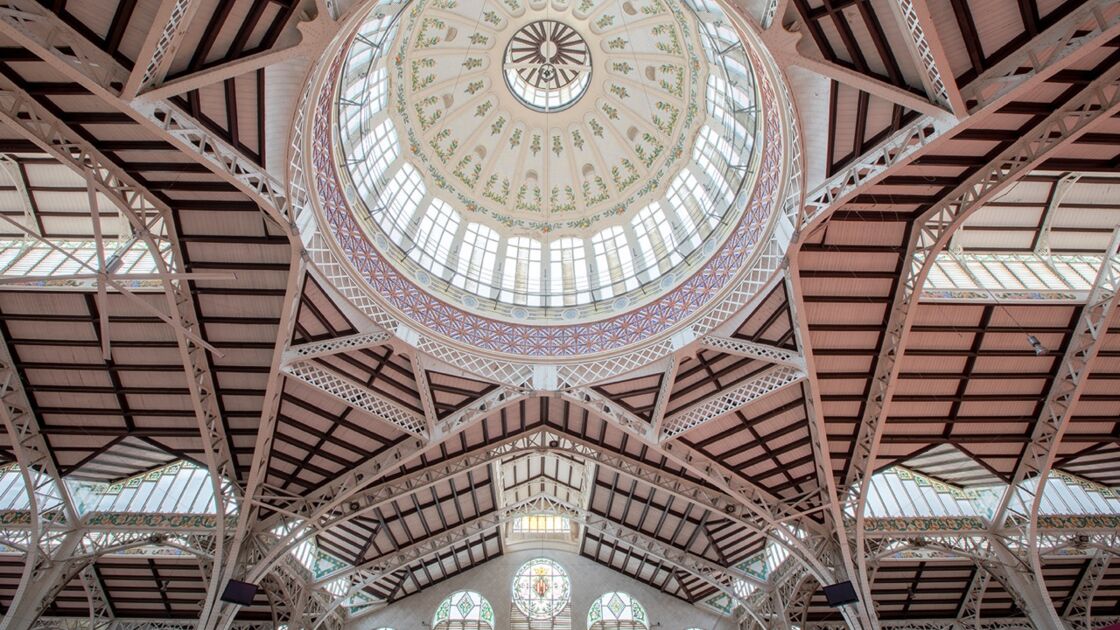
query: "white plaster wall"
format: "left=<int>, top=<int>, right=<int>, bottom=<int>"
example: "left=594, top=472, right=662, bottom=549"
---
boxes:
left=348, top=549, right=736, bottom=630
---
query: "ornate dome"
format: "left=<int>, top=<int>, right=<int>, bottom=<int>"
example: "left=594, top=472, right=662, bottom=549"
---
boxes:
left=297, top=0, right=799, bottom=380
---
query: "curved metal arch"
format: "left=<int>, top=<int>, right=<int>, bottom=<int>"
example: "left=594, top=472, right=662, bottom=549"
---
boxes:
left=0, top=73, right=246, bottom=630
left=843, top=57, right=1120, bottom=630
left=560, top=388, right=847, bottom=607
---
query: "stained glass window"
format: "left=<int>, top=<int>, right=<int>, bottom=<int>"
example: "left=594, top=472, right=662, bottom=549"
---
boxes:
left=433, top=590, right=495, bottom=629
left=511, top=558, right=571, bottom=619
left=587, top=592, right=649, bottom=629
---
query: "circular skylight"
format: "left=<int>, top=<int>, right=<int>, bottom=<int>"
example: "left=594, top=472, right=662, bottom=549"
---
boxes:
left=504, top=20, right=592, bottom=112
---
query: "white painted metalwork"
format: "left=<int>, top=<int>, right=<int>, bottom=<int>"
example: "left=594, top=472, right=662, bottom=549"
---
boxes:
left=0, top=73, right=252, bottom=630
left=783, top=271, right=874, bottom=630
left=844, top=63, right=1120, bottom=630
left=0, top=335, right=82, bottom=630
left=1063, top=550, right=1112, bottom=629
left=696, top=336, right=804, bottom=367
left=648, top=356, right=679, bottom=436
left=796, top=0, right=1120, bottom=237
left=282, top=360, right=428, bottom=438
left=887, top=0, right=964, bottom=115
left=956, top=568, right=989, bottom=629
left=560, top=386, right=859, bottom=626
left=0, top=0, right=292, bottom=230
left=201, top=250, right=305, bottom=630
left=121, top=0, right=202, bottom=99
left=1034, top=173, right=1082, bottom=256
left=985, top=229, right=1120, bottom=628
left=77, top=564, right=113, bottom=630
left=281, top=331, right=393, bottom=364
left=308, top=494, right=756, bottom=628
left=659, top=364, right=806, bottom=439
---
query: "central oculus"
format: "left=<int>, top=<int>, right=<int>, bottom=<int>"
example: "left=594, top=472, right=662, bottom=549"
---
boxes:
left=503, top=20, right=591, bottom=112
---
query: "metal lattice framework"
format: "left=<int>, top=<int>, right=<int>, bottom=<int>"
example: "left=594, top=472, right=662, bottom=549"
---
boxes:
left=0, top=0, right=1116, bottom=628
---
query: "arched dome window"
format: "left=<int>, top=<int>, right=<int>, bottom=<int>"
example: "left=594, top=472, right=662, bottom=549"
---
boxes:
left=433, top=590, right=495, bottom=629
left=587, top=592, right=649, bottom=629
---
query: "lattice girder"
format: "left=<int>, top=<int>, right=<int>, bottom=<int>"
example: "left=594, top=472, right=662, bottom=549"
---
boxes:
left=795, top=0, right=1120, bottom=237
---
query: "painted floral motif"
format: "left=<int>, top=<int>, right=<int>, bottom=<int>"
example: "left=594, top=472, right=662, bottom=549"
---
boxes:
left=571, top=129, right=585, bottom=150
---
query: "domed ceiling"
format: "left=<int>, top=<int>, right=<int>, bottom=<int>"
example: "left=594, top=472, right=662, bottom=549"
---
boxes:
left=389, top=0, right=706, bottom=232
left=297, top=0, right=799, bottom=379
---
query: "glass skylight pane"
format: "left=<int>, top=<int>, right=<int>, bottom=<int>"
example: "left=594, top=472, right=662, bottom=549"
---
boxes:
left=454, top=222, right=499, bottom=293
left=410, top=198, right=460, bottom=272
left=501, top=237, right=543, bottom=305
left=379, top=165, right=425, bottom=243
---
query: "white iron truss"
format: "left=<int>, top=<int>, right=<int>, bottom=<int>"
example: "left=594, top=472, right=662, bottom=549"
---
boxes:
left=985, top=229, right=1120, bottom=628
left=281, top=360, right=429, bottom=438
left=842, top=60, right=1120, bottom=630
left=659, top=364, right=806, bottom=440
left=795, top=0, right=1120, bottom=237
left=886, top=0, right=964, bottom=115
left=0, top=75, right=251, bottom=630
left=121, top=0, right=203, bottom=99
left=281, top=331, right=394, bottom=365
left=1063, top=549, right=1113, bottom=629
left=0, top=0, right=293, bottom=229
left=0, top=334, right=82, bottom=630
